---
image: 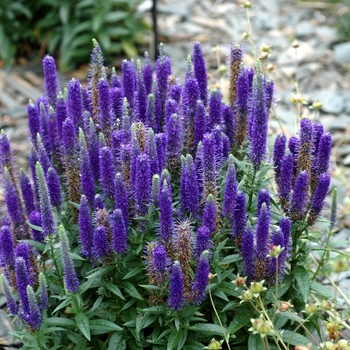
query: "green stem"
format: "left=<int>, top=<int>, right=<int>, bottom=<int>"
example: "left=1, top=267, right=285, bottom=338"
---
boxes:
left=312, top=227, right=332, bottom=279
left=247, top=168, right=257, bottom=212
left=49, top=234, right=64, bottom=289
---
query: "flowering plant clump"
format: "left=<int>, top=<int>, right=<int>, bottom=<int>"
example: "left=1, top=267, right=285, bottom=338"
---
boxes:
left=0, top=39, right=345, bottom=349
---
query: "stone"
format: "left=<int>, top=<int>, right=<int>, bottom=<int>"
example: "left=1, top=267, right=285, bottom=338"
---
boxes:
left=295, top=21, right=315, bottom=38
left=317, top=89, right=344, bottom=115
left=334, top=41, right=350, bottom=64
left=315, top=26, right=339, bottom=45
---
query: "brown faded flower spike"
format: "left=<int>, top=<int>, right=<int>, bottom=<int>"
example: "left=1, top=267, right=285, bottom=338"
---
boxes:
left=228, top=43, right=243, bottom=110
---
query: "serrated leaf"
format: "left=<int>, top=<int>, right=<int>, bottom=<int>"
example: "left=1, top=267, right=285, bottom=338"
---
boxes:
left=167, top=329, right=180, bottom=350
left=87, top=266, right=114, bottom=280
left=281, top=329, right=310, bottom=346
left=248, top=333, right=263, bottom=350
left=141, top=306, right=167, bottom=314
left=105, top=11, right=128, bottom=22
left=122, top=267, right=144, bottom=280
left=122, top=281, right=143, bottom=300
left=22, top=239, right=45, bottom=252
left=108, top=332, right=126, bottom=350
left=75, top=314, right=90, bottom=341
left=219, top=254, right=241, bottom=265
left=227, top=312, right=251, bottom=334
left=139, top=284, right=161, bottom=291
left=46, top=317, right=76, bottom=328
left=294, top=265, right=310, bottom=303
left=310, top=280, right=333, bottom=300
left=189, top=323, right=225, bottom=336
left=106, top=283, right=125, bottom=300
left=52, top=298, right=71, bottom=314
left=89, top=319, right=123, bottom=332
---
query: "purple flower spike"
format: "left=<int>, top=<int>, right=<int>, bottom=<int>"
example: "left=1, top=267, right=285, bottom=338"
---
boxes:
left=55, top=92, right=68, bottom=141
left=135, top=60, right=147, bottom=122
left=232, top=191, right=247, bottom=249
left=222, top=133, right=230, bottom=161
left=29, top=211, right=44, bottom=244
left=111, top=67, right=122, bottom=89
left=0, top=225, right=16, bottom=268
left=169, top=84, right=182, bottom=104
left=242, top=228, right=255, bottom=282
left=15, top=257, right=30, bottom=314
left=316, top=132, right=332, bottom=175
left=194, top=226, right=211, bottom=260
left=193, top=42, right=208, bottom=106
left=26, top=285, right=42, bottom=329
left=155, top=133, right=167, bottom=173
left=279, top=217, right=291, bottom=253
left=265, top=79, right=274, bottom=112
left=115, top=172, right=128, bottom=225
left=1, top=274, right=18, bottom=315
left=135, top=153, right=151, bottom=216
left=143, top=52, right=153, bottom=95
left=37, top=133, right=52, bottom=175
left=93, top=225, right=110, bottom=261
left=273, top=133, right=287, bottom=180
left=202, top=133, right=216, bottom=199
left=185, top=154, right=200, bottom=217
left=35, top=162, right=55, bottom=237
left=290, top=170, right=309, bottom=221
left=202, top=194, right=217, bottom=235
left=99, top=146, right=115, bottom=199
left=297, top=118, right=313, bottom=174
left=79, top=130, right=95, bottom=205
left=208, top=90, right=222, bottom=131
left=68, top=78, right=83, bottom=133
left=159, top=179, right=174, bottom=256
left=46, top=167, right=62, bottom=209
left=98, top=78, right=112, bottom=141
left=112, top=209, right=127, bottom=254
left=166, top=114, right=182, bottom=172
left=111, top=87, right=124, bottom=122
left=38, top=273, right=48, bottom=310
left=42, top=55, right=59, bottom=107
left=165, top=99, right=179, bottom=130
left=0, top=130, right=12, bottom=171
left=160, top=169, right=171, bottom=195
left=88, top=119, right=100, bottom=181
left=15, top=242, right=35, bottom=286
left=213, top=125, right=223, bottom=168
left=81, top=85, right=92, bottom=117
left=94, top=194, right=105, bottom=211
left=222, top=154, right=237, bottom=220
left=222, top=104, right=236, bottom=147
left=169, top=261, right=184, bottom=311
left=62, top=117, right=76, bottom=157
left=191, top=250, right=210, bottom=305
left=146, top=128, right=159, bottom=177
left=122, top=60, right=136, bottom=113
left=228, top=44, right=243, bottom=109
left=4, top=168, right=23, bottom=227
left=311, top=122, right=324, bottom=160
left=248, top=61, right=268, bottom=169
left=278, top=153, right=294, bottom=209
left=308, top=172, right=331, bottom=226
left=266, top=228, right=285, bottom=284
left=194, top=100, right=206, bottom=151
left=27, top=100, right=41, bottom=148
left=152, top=81, right=162, bottom=132
left=145, top=94, right=157, bottom=132
left=257, top=189, right=270, bottom=216
left=59, top=225, right=79, bottom=293
left=288, top=136, right=300, bottom=180
left=195, top=141, right=204, bottom=198
left=153, top=245, right=168, bottom=285
left=78, top=195, right=93, bottom=259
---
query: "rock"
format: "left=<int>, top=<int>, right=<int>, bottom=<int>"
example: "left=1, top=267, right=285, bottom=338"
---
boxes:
left=315, top=26, right=339, bottom=45
left=334, top=41, right=350, bottom=64
left=295, top=21, right=315, bottom=38
left=343, top=154, right=350, bottom=166
left=317, top=89, right=344, bottom=115
left=0, top=309, right=17, bottom=347
left=320, top=116, right=348, bottom=132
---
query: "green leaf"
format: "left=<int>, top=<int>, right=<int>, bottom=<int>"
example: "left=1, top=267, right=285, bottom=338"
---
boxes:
left=52, top=298, right=71, bottom=314
left=87, top=266, right=114, bottom=280
left=122, top=281, right=143, bottom=300
left=189, top=323, right=225, bottom=336
left=122, top=267, right=144, bottom=280
left=141, top=306, right=167, bottom=314
left=89, top=319, right=123, bottom=333
left=139, top=284, right=161, bottom=291
left=97, top=31, right=111, bottom=51
left=59, top=3, right=70, bottom=25
left=294, top=265, right=310, bottom=303
left=219, top=254, right=241, bottom=265
left=46, top=317, right=76, bottom=328
left=248, top=333, right=263, bottom=350
left=106, top=283, right=125, bottom=300
left=71, top=253, right=86, bottom=261
left=75, top=314, right=90, bottom=341
left=105, top=11, right=129, bottom=22
left=167, top=329, right=180, bottom=350
left=227, top=312, right=251, bottom=334
left=281, top=329, right=310, bottom=346
left=310, top=280, right=333, bottom=300
left=274, top=312, right=306, bottom=330
left=108, top=332, right=126, bottom=350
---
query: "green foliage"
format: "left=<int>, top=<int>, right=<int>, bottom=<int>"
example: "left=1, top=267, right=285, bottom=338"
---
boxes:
left=0, top=0, right=147, bottom=68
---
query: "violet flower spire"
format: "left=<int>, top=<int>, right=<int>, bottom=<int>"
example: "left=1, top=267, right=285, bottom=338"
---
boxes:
left=228, top=43, right=243, bottom=110
left=202, top=194, right=217, bottom=235
left=99, top=146, right=115, bottom=200
left=146, top=128, right=159, bottom=177
left=279, top=217, right=291, bottom=256
left=290, top=170, right=309, bottom=221
left=308, top=172, right=331, bottom=226
left=111, top=67, right=122, bottom=89
left=242, top=227, right=255, bottom=282
left=315, top=132, right=332, bottom=176
left=26, top=285, right=42, bottom=329
left=297, top=118, right=313, bottom=176
left=94, top=194, right=105, bottom=211
left=38, top=272, right=48, bottom=310
left=55, top=92, right=68, bottom=142
left=232, top=191, right=247, bottom=249
left=143, top=51, right=153, bottom=95
left=68, top=78, right=83, bottom=133
left=257, top=189, right=270, bottom=216
left=35, top=162, right=55, bottom=237
left=15, top=257, right=30, bottom=315
left=278, top=152, right=294, bottom=210
left=194, top=226, right=211, bottom=260
left=169, top=84, right=182, bottom=104
left=193, top=41, right=208, bottom=106
left=180, top=156, right=189, bottom=214
left=165, top=99, right=178, bottom=130
left=208, top=89, right=222, bottom=131
left=15, top=242, right=36, bottom=286
left=273, top=133, right=287, bottom=180
left=255, top=202, right=270, bottom=281
left=202, top=133, right=217, bottom=199
left=111, top=86, right=124, bottom=123
left=79, top=129, right=95, bottom=205
left=195, top=141, right=204, bottom=198
left=37, top=133, right=52, bottom=175
left=152, top=81, right=162, bottom=132
left=185, top=154, right=200, bottom=217
left=152, top=245, right=168, bottom=285
left=145, top=93, right=157, bottom=132
left=213, top=125, right=223, bottom=168
left=42, top=55, right=59, bottom=107
left=248, top=60, right=268, bottom=169
left=135, top=59, right=147, bottom=122
left=222, top=154, right=237, bottom=220
left=88, top=118, right=100, bottom=181
left=135, top=153, right=151, bottom=216
left=166, top=113, right=182, bottom=172
left=159, top=179, right=174, bottom=258
left=0, top=130, right=14, bottom=173
left=78, top=195, right=94, bottom=259
left=155, top=133, right=167, bottom=173
left=46, top=167, right=62, bottom=209
left=222, top=104, right=236, bottom=147
left=112, top=209, right=127, bottom=254
left=0, top=224, right=16, bottom=272
left=29, top=211, right=44, bottom=244
left=169, top=261, right=184, bottom=311
left=266, top=228, right=285, bottom=284
left=194, top=100, right=206, bottom=151
left=191, top=250, right=210, bottom=305
left=288, top=136, right=300, bottom=181
left=122, top=60, right=136, bottom=114
left=27, top=100, right=41, bottom=148
left=98, top=77, right=112, bottom=143
left=59, top=225, right=79, bottom=293
left=1, top=274, right=18, bottom=315
left=93, top=225, right=110, bottom=262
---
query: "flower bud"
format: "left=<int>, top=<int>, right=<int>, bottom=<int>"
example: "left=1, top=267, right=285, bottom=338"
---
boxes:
left=268, top=245, right=284, bottom=257
left=250, top=281, right=264, bottom=294
left=207, top=338, right=223, bottom=350
left=338, top=339, right=350, bottom=350
left=242, top=32, right=250, bottom=39
left=333, top=260, right=348, bottom=273
left=311, top=101, right=322, bottom=110
left=243, top=1, right=252, bottom=8
left=321, top=300, right=332, bottom=311
left=305, top=303, right=318, bottom=315
left=241, top=290, right=253, bottom=302
left=292, top=40, right=300, bottom=48
left=258, top=321, right=271, bottom=336
left=233, top=275, right=246, bottom=288
left=251, top=318, right=264, bottom=331
left=279, top=300, right=293, bottom=312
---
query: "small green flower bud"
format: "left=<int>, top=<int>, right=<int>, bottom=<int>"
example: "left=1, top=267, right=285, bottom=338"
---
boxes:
left=250, top=281, right=264, bottom=294
left=292, top=40, right=300, bottom=48
left=206, top=338, right=223, bottom=350
left=311, top=101, right=323, bottom=110
left=338, top=339, right=350, bottom=350
left=251, top=318, right=264, bottom=331
left=333, top=260, right=348, bottom=273
left=233, top=275, right=246, bottom=288
left=241, top=290, right=253, bottom=302
left=305, top=303, right=318, bottom=315
left=243, top=1, right=252, bottom=8
left=321, top=300, right=332, bottom=311
left=258, top=321, right=271, bottom=336
left=268, top=245, right=283, bottom=257
left=242, top=32, right=250, bottom=39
